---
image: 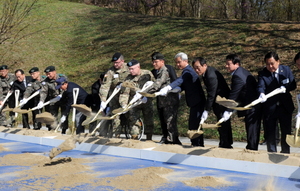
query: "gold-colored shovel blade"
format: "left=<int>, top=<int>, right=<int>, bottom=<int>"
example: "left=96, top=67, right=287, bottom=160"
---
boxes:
left=228, top=106, right=252, bottom=111
left=122, top=81, right=137, bottom=89
left=72, top=104, right=92, bottom=117
left=97, top=116, right=115, bottom=120
left=82, top=115, right=95, bottom=126
left=2, top=107, right=14, bottom=112
left=201, top=123, right=220, bottom=129
left=216, top=96, right=239, bottom=108
left=138, top=92, right=156, bottom=97
left=13, top=108, right=30, bottom=114
left=286, top=135, right=300, bottom=147
left=112, top=107, right=125, bottom=114
left=187, top=130, right=204, bottom=139
left=35, top=112, right=55, bottom=125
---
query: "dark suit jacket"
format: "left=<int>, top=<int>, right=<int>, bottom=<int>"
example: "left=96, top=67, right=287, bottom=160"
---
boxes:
left=62, top=82, right=89, bottom=116
left=257, top=65, right=296, bottom=115
left=12, top=76, right=33, bottom=100
left=202, top=66, right=230, bottom=111
left=170, top=65, right=205, bottom=107
left=228, top=66, right=258, bottom=116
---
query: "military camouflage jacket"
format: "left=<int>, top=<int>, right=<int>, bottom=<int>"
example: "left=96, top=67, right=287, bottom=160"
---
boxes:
left=0, top=73, right=16, bottom=101
left=40, top=74, right=67, bottom=102
left=148, top=65, right=179, bottom=108
left=23, top=76, right=46, bottom=99
left=119, top=69, right=155, bottom=107
left=99, top=64, right=129, bottom=102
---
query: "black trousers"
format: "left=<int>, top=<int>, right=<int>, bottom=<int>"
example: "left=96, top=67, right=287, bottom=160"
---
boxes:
left=189, top=102, right=204, bottom=146
left=264, top=104, right=292, bottom=153
left=212, top=102, right=233, bottom=148
left=244, top=105, right=262, bottom=151
left=45, top=100, right=69, bottom=132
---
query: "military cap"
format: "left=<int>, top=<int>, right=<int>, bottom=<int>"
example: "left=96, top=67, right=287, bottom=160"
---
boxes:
left=151, top=52, right=164, bottom=60
left=44, top=66, right=55, bottom=73
left=29, top=67, right=39, bottom=74
left=127, top=59, right=139, bottom=67
left=55, top=77, right=67, bottom=89
left=0, top=65, right=8, bottom=70
left=111, top=52, right=122, bottom=62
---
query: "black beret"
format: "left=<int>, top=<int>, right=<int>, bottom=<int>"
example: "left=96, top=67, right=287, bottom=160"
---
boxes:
left=151, top=52, right=164, bottom=60
left=0, top=65, right=8, bottom=70
left=29, top=67, right=39, bottom=74
left=44, top=66, right=55, bottom=73
left=111, top=52, right=122, bottom=62
left=127, top=59, right=139, bottom=67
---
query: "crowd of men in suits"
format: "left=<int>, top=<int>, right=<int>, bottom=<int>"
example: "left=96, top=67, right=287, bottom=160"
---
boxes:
left=0, top=51, right=299, bottom=154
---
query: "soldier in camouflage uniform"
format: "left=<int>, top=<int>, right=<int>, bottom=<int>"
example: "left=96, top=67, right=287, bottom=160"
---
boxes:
left=0, top=65, right=16, bottom=126
left=147, top=52, right=181, bottom=145
left=20, top=67, right=46, bottom=130
left=99, top=53, right=129, bottom=137
left=119, top=59, right=155, bottom=140
left=37, top=66, right=68, bottom=132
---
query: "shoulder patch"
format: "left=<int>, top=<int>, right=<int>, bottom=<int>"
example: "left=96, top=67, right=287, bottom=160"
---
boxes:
left=58, top=74, right=65, bottom=77
left=42, top=81, right=46, bottom=85
left=28, top=83, right=32, bottom=87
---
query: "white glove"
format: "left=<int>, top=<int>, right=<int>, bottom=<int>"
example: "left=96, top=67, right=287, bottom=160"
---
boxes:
left=130, top=92, right=142, bottom=103
left=19, top=98, right=28, bottom=106
left=37, top=101, right=44, bottom=109
left=141, top=97, right=147, bottom=103
left=50, top=95, right=62, bottom=103
left=159, top=85, right=172, bottom=96
left=296, top=112, right=300, bottom=118
left=280, top=86, right=286, bottom=93
left=60, top=115, right=66, bottom=123
left=143, top=81, right=154, bottom=88
left=259, top=93, right=267, bottom=103
left=100, top=101, right=107, bottom=110
left=201, top=110, right=208, bottom=121
left=222, top=111, right=232, bottom=122
left=116, top=83, right=122, bottom=89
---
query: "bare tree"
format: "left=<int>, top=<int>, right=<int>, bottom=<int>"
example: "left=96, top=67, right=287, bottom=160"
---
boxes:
left=0, top=0, right=39, bottom=45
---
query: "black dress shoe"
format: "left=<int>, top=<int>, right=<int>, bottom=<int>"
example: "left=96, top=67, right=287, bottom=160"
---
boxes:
left=159, top=137, right=170, bottom=144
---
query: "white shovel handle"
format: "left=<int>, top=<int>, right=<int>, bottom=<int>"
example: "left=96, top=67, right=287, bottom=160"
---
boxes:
left=245, top=87, right=285, bottom=108
left=72, top=88, right=79, bottom=122
left=0, top=90, right=13, bottom=110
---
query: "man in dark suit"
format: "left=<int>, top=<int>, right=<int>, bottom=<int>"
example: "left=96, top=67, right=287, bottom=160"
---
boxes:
left=222, top=54, right=262, bottom=151
left=11, top=69, right=33, bottom=129
left=159, top=52, right=206, bottom=147
left=192, top=57, right=233, bottom=148
left=258, top=52, right=296, bottom=153
left=56, top=77, right=89, bottom=134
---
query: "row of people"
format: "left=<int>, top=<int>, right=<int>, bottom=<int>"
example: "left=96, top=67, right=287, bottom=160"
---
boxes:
left=0, top=51, right=298, bottom=153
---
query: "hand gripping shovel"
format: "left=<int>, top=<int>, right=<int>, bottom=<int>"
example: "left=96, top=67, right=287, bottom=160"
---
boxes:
left=187, top=118, right=204, bottom=139
left=82, top=84, right=121, bottom=126
left=229, top=87, right=286, bottom=111
left=66, top=88, right=79, bottom=135
left=286, top=96, right=300, bottom=147
left=17, top=90, right=41, bottom=109
left=0, top=90, right=13, bottom=112
left=138, top=87, right=181, bottom=98
left=13, top=95, right=58, bottom=114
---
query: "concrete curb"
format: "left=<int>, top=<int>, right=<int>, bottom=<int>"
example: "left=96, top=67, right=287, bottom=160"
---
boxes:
left=0, top=132, right=299, bottom=180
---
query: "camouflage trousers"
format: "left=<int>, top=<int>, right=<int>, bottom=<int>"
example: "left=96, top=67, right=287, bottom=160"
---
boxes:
left=125, top=101, right=154, bottom=136
left=108, top=97, right=123, bottom=137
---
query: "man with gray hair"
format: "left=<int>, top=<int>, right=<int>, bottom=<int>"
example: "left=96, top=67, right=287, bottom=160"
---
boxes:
left=159, top=52, right=206, bottom=147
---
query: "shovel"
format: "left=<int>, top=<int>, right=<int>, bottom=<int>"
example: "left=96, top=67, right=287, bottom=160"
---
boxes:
left=202, top=118, right=225, bottom=129
left=82, top=84, right=121, bottom=126
left=14, top=90, right=20, bottom=119
left=0, top=90, right=13, bottom=112
left=228, top=87, right=286, bottom=111
left=187, top=118, right=205, bottom=139
left=71, top=104, right=92, bottom=117
left=17, top=90, right=41, bottom=108
left=66, top=88, right=79, bottom=135
left=139, top=88, right=181, bottom=98
left=286, top=95, right=300, bottom=147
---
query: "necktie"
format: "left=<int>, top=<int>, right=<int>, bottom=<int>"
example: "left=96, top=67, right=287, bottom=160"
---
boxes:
left=273, top=72, right=278, bottom=82
left=23, top=80, right=26, bottom=88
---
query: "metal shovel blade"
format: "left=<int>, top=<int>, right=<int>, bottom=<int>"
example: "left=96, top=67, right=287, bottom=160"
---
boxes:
left=13, top=108, right=30, bottom=114
left=201, top=123, right=221, bottom=129
left=187, top=130, right=204, bottom=139
left=72, top=104, right=92, bottom=117
left=286, top=134, right=300, bottom=147
left=112, top=107, right=125, bottom=114
left=2, top=107, right=14, bottom=112
left=227, top=106, right=252, bottom=111
left=122, top=81, right=138, bottom=89
left=138, top=92, right=157, bottom=97
left=97, top=115, right=116, bottom=120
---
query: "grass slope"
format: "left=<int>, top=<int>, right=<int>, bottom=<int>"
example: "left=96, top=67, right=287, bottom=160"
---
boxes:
left=2, top=0, right=300, bottom=140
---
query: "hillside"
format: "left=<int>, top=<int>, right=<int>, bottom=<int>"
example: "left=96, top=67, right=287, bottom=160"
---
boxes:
left=1, top=0, right=300, bottom=140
